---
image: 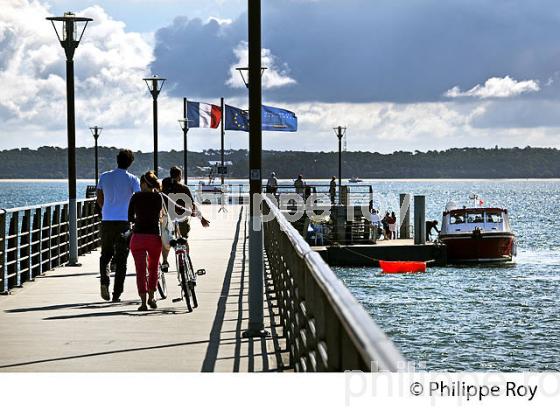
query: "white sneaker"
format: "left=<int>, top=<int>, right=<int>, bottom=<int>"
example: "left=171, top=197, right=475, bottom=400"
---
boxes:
left=100, top=284, right=110, bottom=301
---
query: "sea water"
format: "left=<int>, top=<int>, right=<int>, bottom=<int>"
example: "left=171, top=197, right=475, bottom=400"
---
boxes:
left=334, top=179, right=560, bottom=371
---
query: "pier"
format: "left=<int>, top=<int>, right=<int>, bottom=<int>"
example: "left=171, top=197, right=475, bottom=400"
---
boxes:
left=0, top=199, right=404, bottom=372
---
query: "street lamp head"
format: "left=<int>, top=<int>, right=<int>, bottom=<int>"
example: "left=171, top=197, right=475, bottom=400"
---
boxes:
left=333, top=125, right=347, bottom=139
left=178, top=118, right=191, bottom=132
left=46, top=12, right=92, bottom=60
left=235, top=66, right=267, bottom=88
left=143, top=75, right=166, bottom=99
left=89, top=126, right=103, bottom=139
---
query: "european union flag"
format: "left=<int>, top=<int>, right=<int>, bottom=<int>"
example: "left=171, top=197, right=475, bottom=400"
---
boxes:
left=224, top=104, right=298, bottom=132
left=224, top=105, right=249, bottom=131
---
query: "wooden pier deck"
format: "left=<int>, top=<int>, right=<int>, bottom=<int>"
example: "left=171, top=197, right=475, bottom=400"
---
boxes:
left=0, top=205, right=289, bottom=372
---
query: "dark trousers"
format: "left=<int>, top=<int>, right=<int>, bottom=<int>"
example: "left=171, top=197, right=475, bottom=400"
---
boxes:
left=100, top=221, right=130, bottom=296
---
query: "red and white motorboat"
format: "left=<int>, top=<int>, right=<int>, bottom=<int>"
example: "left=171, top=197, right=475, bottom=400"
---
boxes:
left=439, top=195, right=517, bottom=263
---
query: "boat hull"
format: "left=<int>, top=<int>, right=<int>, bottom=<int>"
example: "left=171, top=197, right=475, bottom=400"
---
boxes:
left=439, top=232, right=515, bottom=263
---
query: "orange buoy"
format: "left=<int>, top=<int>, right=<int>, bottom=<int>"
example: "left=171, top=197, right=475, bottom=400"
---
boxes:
left=379, top=260, right=426, bottom=274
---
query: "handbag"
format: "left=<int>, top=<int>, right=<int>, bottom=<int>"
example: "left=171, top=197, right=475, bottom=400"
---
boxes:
left=160, top=194, right=174, bottom=251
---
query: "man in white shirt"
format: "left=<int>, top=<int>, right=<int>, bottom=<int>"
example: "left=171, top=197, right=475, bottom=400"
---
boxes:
left=370, top=209, right=381, bottom=241
left=96, top=149, right=141, bottom=302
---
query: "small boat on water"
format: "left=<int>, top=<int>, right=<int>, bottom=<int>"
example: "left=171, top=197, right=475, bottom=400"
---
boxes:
left=349, top=176, right=363, bottom=183
left=439, top=195, right=517, bottom=263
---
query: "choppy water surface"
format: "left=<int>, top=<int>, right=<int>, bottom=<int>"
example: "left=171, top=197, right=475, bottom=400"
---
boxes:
left=334, top=180, right=560, bottom=371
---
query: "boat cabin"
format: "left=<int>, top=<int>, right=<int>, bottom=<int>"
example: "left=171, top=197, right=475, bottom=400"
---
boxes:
left=441, top=207, right=511, bottom=234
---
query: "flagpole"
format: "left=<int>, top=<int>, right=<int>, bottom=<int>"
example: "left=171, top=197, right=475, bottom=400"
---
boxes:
left=221, top=97, right=225, bottom=185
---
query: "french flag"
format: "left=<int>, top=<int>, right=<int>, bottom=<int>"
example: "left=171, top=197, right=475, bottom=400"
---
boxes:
left=186, top=101, right=222, bottom=128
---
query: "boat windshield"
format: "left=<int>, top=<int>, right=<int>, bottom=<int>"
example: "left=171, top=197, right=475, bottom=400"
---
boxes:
left=486, top=211, right=503, bottom=223
left=467, top=211, right=484, bottom=224
left=445, top=209, right=507, bottom=232
left=450, top=212, right=466, bottom=224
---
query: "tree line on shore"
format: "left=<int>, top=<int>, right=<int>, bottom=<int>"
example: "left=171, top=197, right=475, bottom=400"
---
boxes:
left=0, top=145, right=559, bottom=179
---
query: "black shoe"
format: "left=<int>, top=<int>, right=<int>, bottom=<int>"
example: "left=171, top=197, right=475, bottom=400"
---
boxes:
left=100, top=285, right=110, bottom=301
left=138, top=304, right=148, bottom=312
left=111, top=296, right=121, bottom=303
left=148, top=299, right=157, bottom=309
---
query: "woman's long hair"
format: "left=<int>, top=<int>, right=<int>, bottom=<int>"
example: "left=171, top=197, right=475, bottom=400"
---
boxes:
left=140, top=171, right=161, bottom=192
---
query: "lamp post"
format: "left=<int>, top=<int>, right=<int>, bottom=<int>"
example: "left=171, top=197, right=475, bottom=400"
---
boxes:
left=232, top=67, right=268, bottom=189
left=178, top=115, right=190, bottom=184
left=143, top=75, right=166, bottom=174
left=334, top=126, right=347, bottom=205
left=46, top=11, right=92, bottom=266
left=89, top=126, right=102, bottom=187
left=235, top=67, right=268, bottom=89
left=239, top=0, right=269, bottom=338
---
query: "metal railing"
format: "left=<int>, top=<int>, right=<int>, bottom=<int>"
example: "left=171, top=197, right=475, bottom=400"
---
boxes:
left=262, top=196, right=407, bottom=371
left=1, top=198, right=100, bottom=294
left=190, top=183, right=374, bottom=206
left=268, top=184, right=373, bottom=206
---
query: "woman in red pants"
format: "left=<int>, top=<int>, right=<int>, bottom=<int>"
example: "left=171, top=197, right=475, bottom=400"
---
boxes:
left=128, top=171, right=163, bottom=311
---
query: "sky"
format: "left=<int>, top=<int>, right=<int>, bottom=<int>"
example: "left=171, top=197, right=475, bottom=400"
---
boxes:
left=2, top=0, right=560, bottom=153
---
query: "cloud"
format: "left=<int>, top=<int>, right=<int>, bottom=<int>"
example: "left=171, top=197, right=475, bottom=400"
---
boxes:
left=149, top=0, right=560, bottom=104
left=207, top=16, right=233, bottom=26
left=0, top=0, right=154, bottom=147
left=445, top=76, right=540, bottom=99
left=3, top=0, right=560, bottom=155
left=225, top=41, right=296, bottom=89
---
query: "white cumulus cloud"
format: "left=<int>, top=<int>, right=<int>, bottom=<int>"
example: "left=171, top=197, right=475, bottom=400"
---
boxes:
left=226, top=41, right=297, bottom=89
left=0, top=0, right=154, bottom=147
left=445, top=76, right=540, bottom=99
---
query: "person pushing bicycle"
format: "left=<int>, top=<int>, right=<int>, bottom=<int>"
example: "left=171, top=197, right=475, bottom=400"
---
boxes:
left=161, top=166, right=209, bottom=271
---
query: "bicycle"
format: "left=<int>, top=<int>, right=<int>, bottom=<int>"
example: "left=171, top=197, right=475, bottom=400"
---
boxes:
left=157, top=262, right=167, bottom=300
left=165, top=221, right=206, bottom=311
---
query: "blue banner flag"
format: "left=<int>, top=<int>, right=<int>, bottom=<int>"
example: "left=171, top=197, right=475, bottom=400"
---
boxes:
left=224, top=104, right=297, bottom=132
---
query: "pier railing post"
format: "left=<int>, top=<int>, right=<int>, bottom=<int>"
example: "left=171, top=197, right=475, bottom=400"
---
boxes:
left=414, top=195, right=426, bottom=245
left=22, top=210, right=32, bottom=282
left=400, top=193, right=411, bottom=239
left=32, top=208, right=42, bottom=277
left=8, top=212, right=20, bottom=288
left=1, top=210, right=7, bottom=294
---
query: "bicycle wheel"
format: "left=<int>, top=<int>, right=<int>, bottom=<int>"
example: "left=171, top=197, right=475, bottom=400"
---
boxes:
left=188, top=281, right=198, bottom=308
left=178, top=258, right=192, bottom=312
left=157, top=268, right=167, bottom=300
left=186, top=255, right=198, bottom=308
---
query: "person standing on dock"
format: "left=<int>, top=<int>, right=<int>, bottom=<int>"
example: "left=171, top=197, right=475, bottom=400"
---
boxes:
left=382, top=212, right=391, bottom=240
left=329, top=176, right=336, bottom=205
left=96, top=149, right=140, bottom=302
left=426, top=220, right=440, bottom=242
left=389, top=211, right=397, bottom=240
left=294, top=174, right=305, bottom=196
left=266, top=172, right=278, bottom=195
left=370, top=208, right=382, bottom=241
